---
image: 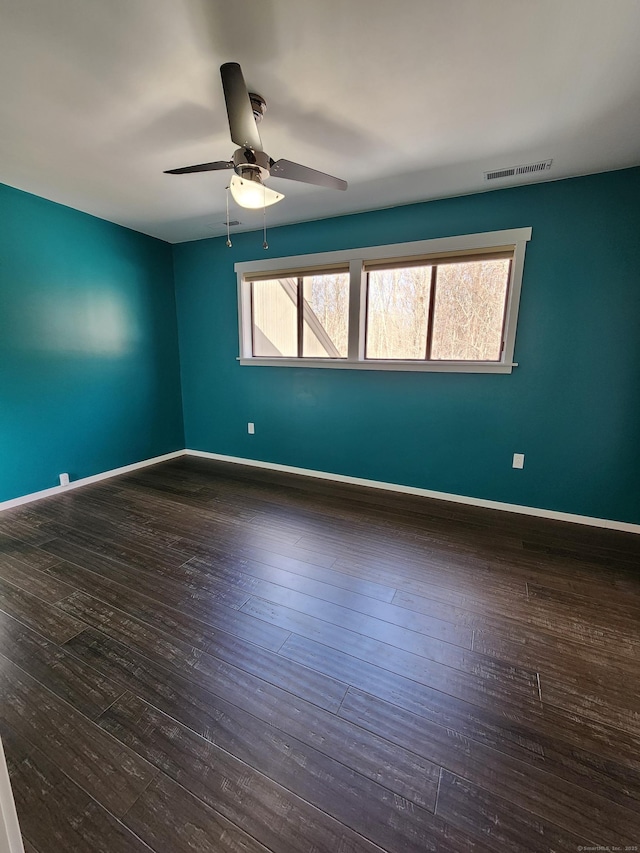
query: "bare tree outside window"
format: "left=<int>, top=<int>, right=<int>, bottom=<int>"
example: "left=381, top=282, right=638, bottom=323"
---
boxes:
left=366, top=266, right=432, bottom=359
left=365, top=256, right=510, bottom=361
left=302, top=273, right=349, bottom=357
left=431, top=258, right=510, bottom=360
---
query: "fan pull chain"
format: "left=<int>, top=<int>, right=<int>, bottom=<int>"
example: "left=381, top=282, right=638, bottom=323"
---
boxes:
left=225, top=187, right=232, bottom=248
left=262, top=186, right=268, bottom=250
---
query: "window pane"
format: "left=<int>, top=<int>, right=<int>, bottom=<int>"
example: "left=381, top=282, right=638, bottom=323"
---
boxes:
left=302, top=273, right=349, bottom=358
left=252, top=278, right=298, bottom=357
left=366, top=266, right=432, bottom=359
left=431, top=259, right=510, bottom=361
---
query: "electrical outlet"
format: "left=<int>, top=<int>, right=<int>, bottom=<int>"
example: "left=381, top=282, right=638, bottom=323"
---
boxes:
left=59, top=473, right=70, bottom=486
left=248, top=422, right=255, bottom=435
left=512, top=453, right=525, bottom=469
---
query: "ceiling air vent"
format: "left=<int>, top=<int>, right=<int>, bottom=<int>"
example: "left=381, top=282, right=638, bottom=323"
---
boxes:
left=485, top=167, right=516, bottom=181
left=484, top=159, right=552, bottom=181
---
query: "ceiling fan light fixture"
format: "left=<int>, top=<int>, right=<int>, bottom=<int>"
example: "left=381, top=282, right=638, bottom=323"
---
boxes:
left=229, top=173, right=284, bottom=209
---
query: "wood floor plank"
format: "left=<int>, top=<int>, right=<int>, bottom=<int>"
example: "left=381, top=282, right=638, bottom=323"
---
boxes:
left=207, top=562, right=473, bottom=648
left=26, top=495, right=185, bottom=548
left=187, top=543, right=396, bottom=600
left=41, top=538, right=250, bottom=612
left=279, top=630, right=542, bottom=716
left=435, top=770, right=590, bottom=853
left=0, top=610, right=123, bottom=719
left=338, top=688, right=640, bottom=842
left=91, top=487, right=287, bottom=549
left=392, top=586, right=538, bottom=632
left=190, top=549, right=471, bottom=640
left=64, top=594, right=438, bottom=807
left=123, top=772, right=282, bottom=853
left=0, top=537, right=61, bottom=571
left=527, top=580, right=640, bottom=627
left=240, top=594, right=531, bottom=688
left=0, top=656, right=157, bottom=817
left=394, top=586, right=640, bottom=662
left=177, top=532, right=341, bottom=571
left=519, top=558, right=640, bottom=600
left=281, top=631, right=640, bottom=783
left=101, top=692, right=387, bottom=853
left=474, top=626, right=638, bottom=678
left=61, top=593, right=346, bottom=713
left=40, top=522, right=195, bottom=571
left=61, top=630, right=486, bottom=853
left=183, top=553, right=398, bottom=612
left=389, top=571, right=528, bottom=615
left=0, top=718, right=33, bottom=777
left=0, top=515, right=56, bottom=546
left=46, top=559, right=289, bottom=652
left=277, top=633, right=551, bottom=759
left=9, top=744, right=155, bottom=853
left=0, top=554, right=75, bottom=602
left=323, top=554, right=526, bottom=611
left=0, top=577, right=85, bottom=643
left=539, top=670, right=640, bottom=739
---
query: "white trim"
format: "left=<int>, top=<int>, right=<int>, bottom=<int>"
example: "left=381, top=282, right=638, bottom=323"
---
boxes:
left=2, top=444, right=637, bottom=534
left=235, top=228, right=531, bottom=373
left=0, top=450, right=186, bottom=513
left=185, top=449, right=640, bottom=534
left=0, top=739, right=24, bottom=853
left=237, top=358, right=518, bottom=373
left=234, top=228, right=532, bottom=275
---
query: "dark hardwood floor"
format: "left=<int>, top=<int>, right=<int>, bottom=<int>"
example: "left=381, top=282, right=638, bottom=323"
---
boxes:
left=1, top=456, right=639, bottom=853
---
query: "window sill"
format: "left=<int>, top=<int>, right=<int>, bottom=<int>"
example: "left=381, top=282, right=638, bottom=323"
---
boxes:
left=238, top=357, right=517, bottom=373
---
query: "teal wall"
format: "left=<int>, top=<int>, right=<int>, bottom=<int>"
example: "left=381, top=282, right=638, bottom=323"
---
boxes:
left=173, top=168, right=640, bottom=524
left=0, top=183, right=184, bottom=502
left=3, top=170, right=639, bottom=522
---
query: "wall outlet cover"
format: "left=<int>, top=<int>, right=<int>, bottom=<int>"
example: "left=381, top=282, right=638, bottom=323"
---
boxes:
left=512, top=453, right=525, bottom=469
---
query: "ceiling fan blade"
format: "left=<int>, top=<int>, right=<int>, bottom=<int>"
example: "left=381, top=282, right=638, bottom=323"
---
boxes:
left=270, top=159, right=347, bottom=190
left=220, top=62, right=262, bottom=151
left=164, top=161, right=233, bottom=174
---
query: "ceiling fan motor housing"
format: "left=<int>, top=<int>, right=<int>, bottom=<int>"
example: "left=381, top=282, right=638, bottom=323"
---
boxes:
left=233, top=147, right=271, bottom=181
left=248, top=93, right=267, bottom=123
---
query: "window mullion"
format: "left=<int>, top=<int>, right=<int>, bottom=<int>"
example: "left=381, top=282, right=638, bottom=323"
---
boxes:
left=425, top=265, right=438, bottom=360
left=297, top=277, right=303, bottom=358
left=347, top=259, right=364, bottom=361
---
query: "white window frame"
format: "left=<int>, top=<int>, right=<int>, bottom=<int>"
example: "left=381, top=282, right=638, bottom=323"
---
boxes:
left=236, top=227, right=531, bottom=373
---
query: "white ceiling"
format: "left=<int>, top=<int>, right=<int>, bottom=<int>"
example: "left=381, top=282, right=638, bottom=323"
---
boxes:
left=1, top=0, right=639, bottom=244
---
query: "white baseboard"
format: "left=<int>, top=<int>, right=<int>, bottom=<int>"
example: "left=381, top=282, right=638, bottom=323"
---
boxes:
left=186, top=449, right=640, bottom=535
left=3, top=445, right=638, bottom=534
left=0, top=450, right=187, bottom=513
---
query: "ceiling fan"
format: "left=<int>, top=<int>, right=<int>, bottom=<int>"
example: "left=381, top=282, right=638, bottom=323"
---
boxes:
left=164, top=62, right=348, bottom=209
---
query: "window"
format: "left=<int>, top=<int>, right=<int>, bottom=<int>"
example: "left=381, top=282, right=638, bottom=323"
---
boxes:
left=251, top=271, right=349, bottom=358
left=237, top=228, right=531, bottom=373
left=364, top=253, right=511, bottom=362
